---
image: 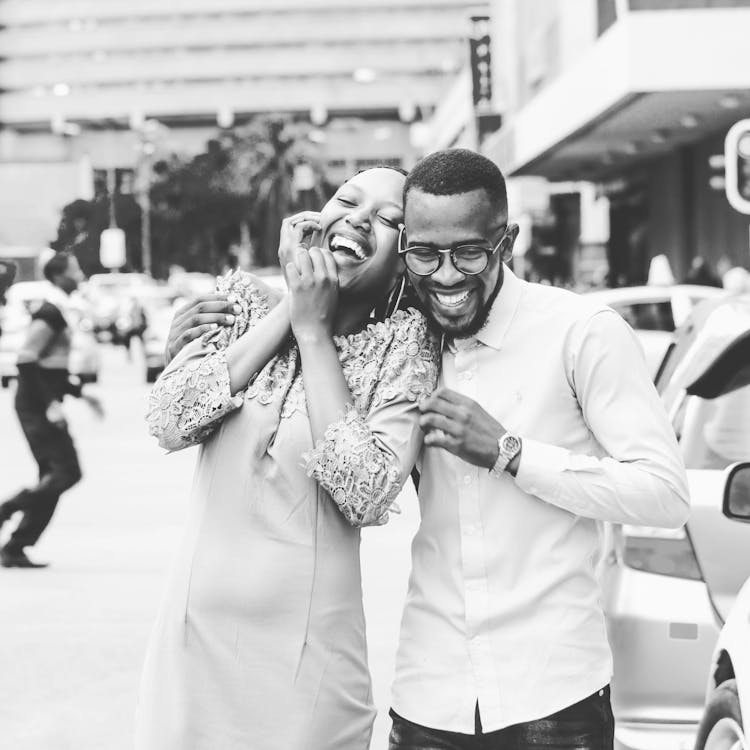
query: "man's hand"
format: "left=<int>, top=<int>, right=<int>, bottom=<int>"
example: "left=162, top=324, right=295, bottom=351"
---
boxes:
left=81, top=392, right=105, bottom=419
left=45, top=400, right=67, bottom=428
left=165, top=294, right=241, bottom=364
left=418, top=388, right=503, bottom=469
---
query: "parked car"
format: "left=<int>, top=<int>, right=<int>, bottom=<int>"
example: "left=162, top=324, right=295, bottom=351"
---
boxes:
left=0, top=280, right=100, bottom=387
left=141, top=287, right=179, bottom=383
left=584, top=285, right=726, bottom=377
left=693, top=461, right=750, bottom=750
left=82, top=272, right=153, bottom=344
left=599, top=293, right=750, bottom=750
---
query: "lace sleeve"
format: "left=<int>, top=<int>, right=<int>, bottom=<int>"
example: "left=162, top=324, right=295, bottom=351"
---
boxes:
left=304, top=309, right=439, bottom=526
left=146, top=271, right=274, bottom=451
left=146, top=348, right=243, bottom=451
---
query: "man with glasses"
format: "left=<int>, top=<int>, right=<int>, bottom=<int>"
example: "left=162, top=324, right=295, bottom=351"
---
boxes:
left=387, top=149, right=689, bottom=750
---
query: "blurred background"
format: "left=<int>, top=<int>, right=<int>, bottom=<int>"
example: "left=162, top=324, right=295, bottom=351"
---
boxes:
left=2, top=2, right=750, bottom=749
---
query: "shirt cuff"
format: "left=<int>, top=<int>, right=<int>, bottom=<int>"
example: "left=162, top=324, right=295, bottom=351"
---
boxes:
left=514, top=437, right=571, bottom=498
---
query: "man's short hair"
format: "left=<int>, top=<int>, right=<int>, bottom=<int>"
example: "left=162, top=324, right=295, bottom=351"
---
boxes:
left=43, top=252, right=72, bottom=282
left=404, top=148, right=507, bottom=211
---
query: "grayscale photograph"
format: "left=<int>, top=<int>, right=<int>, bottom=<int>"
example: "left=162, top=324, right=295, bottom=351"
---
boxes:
left=1, top=1, right=749, bottom=749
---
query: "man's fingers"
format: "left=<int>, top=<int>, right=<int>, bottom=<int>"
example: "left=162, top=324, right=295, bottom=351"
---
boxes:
left=174, top=294, right=230, bottom=317
left=419, top=412, right=458, bottom=436
left=432, top=387, right=472, bottom=406
left=175, top=299, right=239, bottom=319
left=423, top=429, right=459, bottom=453
left=177, top=323, right=215, bottom=349
left=178, top=312, right=236, bottom=328
left=419, top=394, right=464, bottom=420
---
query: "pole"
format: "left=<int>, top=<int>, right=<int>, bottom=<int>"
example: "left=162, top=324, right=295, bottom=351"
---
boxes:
left=137, top=146, right=152, bottom=276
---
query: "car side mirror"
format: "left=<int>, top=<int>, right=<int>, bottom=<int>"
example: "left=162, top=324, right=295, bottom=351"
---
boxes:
left=723, top=462, right=750, bottom=522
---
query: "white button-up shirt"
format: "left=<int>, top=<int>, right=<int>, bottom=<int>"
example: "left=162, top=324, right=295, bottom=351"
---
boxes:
left=391, top=267, right=690, bottom=733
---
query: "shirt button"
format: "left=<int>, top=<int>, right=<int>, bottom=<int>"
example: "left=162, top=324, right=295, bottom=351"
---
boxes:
left=463, top=475, right=472, bottom=485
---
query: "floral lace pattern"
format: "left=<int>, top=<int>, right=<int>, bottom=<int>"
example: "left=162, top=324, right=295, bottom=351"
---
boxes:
left=147, top=349, right=243, bottom=451
left=147, top=270, right=439, bottom=524
left=146, top=271, right=274, bottom=450
left=303, top=310, right=439, bottom=527
left=304, top=405, right=402, bottom=527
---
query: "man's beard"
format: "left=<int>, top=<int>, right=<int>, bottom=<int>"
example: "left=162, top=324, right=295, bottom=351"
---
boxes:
left=423, top=265, right=505, bottom=339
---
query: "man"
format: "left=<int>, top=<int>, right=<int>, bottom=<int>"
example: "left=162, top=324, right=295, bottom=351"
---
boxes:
left=163, top=150, right=689, bottom=749
left=0, top=252, right=101, bottom=568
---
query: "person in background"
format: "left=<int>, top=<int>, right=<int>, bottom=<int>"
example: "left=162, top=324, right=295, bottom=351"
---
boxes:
left=684, top=256, right=723, bottom=287
left=0, top=252, right=102, bottom=568
left=0, top=259, right=18, bottom=340
left=0, top=259, right=17, bottom=305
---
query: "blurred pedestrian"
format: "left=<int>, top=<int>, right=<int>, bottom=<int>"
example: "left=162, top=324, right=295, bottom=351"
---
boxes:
left=0, top=252, right=102, bottom=568
left=0, top=259, right=17, bottom=305
left=684, top=255, right=723, bottom=287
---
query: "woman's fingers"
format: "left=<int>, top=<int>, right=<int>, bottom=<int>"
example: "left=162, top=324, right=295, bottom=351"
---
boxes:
left=319, top=246, right=339, bottom=282
left=294, top=248, right=314, bottom=279
left=293, top=219, right=322, bottom=248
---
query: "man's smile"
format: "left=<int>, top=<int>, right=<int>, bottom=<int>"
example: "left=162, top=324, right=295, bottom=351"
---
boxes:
left=427, top=286, right=477, bottom=316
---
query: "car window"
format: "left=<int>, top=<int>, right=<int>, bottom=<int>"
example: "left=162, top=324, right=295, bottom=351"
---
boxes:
left=676, top=374, right=750, bottom=470
left=610, top=301, right=675, bottom=332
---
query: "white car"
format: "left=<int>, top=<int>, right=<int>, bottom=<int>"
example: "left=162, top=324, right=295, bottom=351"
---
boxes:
left=584, top=285, right=726, bottom=377
left=0, top=281, right=100, bottom=387
left=601, top=294, right=750, bottom=750
left=693, top=461, right=750, bottom=750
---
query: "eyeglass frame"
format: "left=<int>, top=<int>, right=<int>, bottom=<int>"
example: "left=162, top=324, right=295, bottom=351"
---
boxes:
left=397, top=223, right=510, bottom=277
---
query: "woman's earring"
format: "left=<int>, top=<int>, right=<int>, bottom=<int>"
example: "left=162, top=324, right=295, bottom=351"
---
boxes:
left=384, top=275, right=407, bottom=319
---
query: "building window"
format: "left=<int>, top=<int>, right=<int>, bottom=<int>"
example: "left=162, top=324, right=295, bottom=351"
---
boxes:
left=93, top=168, right=135, bottom=199
left=629, top=0, right=750, bottom=8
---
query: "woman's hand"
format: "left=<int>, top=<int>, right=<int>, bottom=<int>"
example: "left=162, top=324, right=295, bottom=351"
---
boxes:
left=286, top=246, right=339, bottom=342
left=279, top=211, right=322, bottom=284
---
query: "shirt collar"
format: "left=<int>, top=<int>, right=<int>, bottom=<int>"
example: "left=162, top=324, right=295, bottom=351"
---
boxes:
left=446, top=264, right=523, bottom=352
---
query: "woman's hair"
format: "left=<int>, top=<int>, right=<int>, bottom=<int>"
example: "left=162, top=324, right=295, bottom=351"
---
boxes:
left=354, top=164, right=408, bottom=178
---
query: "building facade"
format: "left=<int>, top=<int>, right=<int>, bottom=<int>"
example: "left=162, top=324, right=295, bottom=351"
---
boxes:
left=480, top=0, right=750, bottom=286
left=0, top=0, right=487, bottom=253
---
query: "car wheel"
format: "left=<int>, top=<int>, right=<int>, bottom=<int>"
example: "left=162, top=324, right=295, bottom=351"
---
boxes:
left=694, top=680, right=746, bottom=750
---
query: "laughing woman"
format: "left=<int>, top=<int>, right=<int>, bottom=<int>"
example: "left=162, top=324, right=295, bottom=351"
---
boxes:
left=137, top=167, right=439, bottom=750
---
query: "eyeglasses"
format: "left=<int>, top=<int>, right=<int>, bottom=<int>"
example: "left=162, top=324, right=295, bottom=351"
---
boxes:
left=397, top=224, right=508, bottom=277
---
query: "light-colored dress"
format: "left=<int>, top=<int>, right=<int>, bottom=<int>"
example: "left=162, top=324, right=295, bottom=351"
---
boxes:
left=136, top=271, right=439, bottom=750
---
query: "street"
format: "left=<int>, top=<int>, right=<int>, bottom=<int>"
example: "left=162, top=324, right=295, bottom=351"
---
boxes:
left=0, top=343, right=419, bottom=750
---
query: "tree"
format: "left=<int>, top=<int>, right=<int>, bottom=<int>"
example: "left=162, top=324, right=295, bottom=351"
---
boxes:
left=51, top=195, right=141, bottom=277
left=150, top=115, right=326, bottom=274
left=51, top=115, right=327, bottom=278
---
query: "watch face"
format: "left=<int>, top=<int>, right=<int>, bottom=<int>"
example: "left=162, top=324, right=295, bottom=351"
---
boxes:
left=501, top=434, right=521, bottom=455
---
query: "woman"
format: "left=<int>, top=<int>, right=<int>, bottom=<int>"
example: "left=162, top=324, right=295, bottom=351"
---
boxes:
left=137, top=167, right=439, bottom=750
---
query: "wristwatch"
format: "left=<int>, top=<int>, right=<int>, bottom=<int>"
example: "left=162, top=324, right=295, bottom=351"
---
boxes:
left=489, top=431, right=522, bottom=478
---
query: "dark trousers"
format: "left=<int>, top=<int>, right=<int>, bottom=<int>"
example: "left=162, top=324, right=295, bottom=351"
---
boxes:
left=1, top=409, right=81, bottom=551
left=388, top=686, right=614, bottom=750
